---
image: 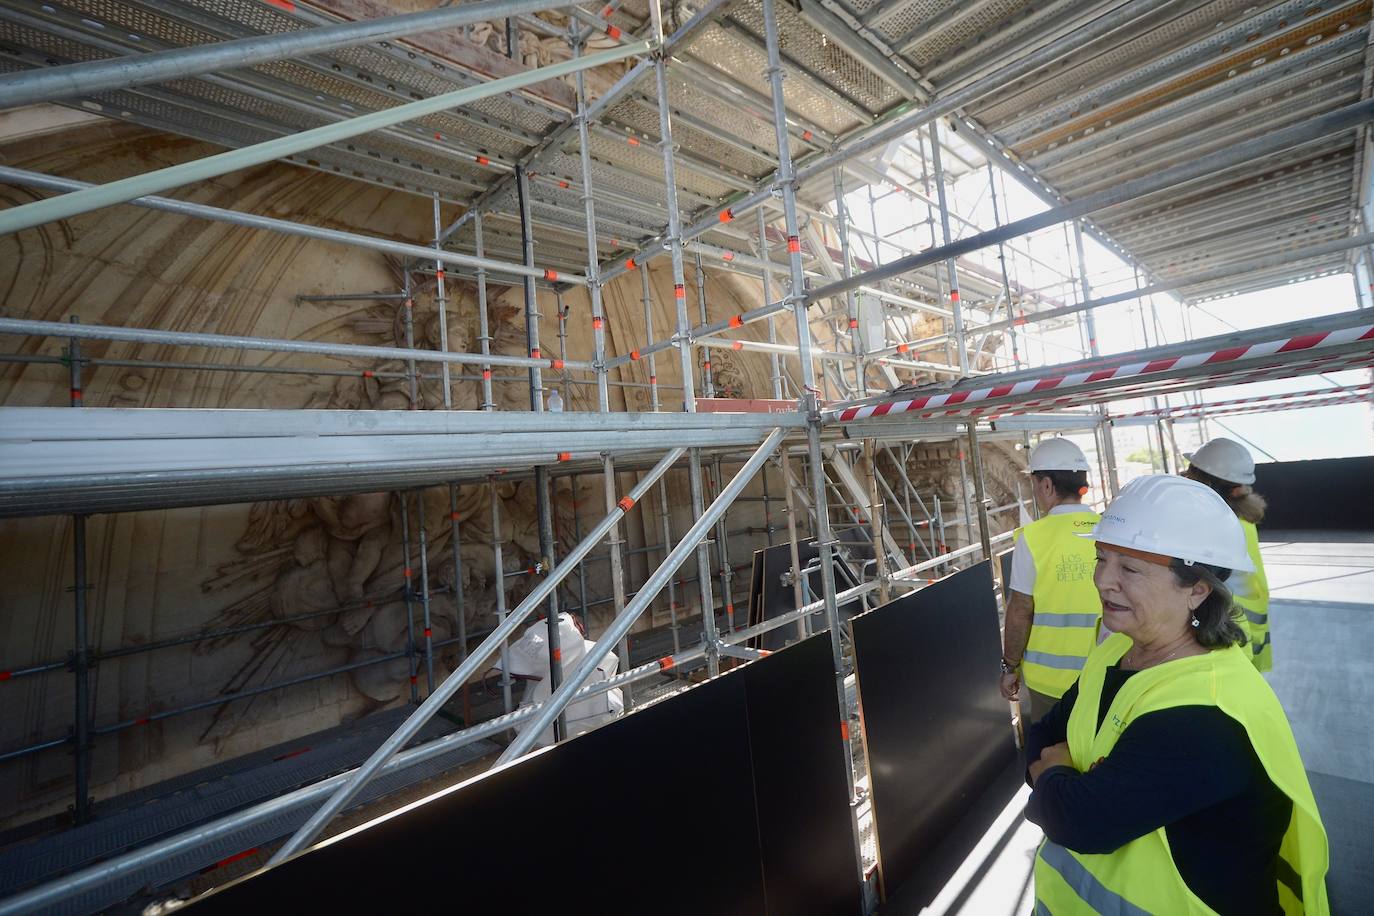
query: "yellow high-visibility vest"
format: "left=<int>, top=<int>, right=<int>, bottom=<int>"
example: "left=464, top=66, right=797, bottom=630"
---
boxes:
left=1034, top=633, right=1329, bottom=915
left=1017, top=510, right=1102, bottom=698
left=1235, top=519, right=1272, bottom=672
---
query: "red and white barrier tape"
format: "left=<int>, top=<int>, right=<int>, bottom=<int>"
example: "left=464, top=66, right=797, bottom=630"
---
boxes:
left=834, top=323, right=1374, bottom=424
left=1151, top=392, right=1374, bottom=421
left=1111, top=381, right=1374, bottom=419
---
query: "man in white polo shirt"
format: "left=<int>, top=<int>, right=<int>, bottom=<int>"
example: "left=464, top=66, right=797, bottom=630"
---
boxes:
left=999, top=438, right=1103, bottom=724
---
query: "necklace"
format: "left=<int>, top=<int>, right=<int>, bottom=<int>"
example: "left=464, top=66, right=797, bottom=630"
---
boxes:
left=1126, top=642, right=1189, bottom=670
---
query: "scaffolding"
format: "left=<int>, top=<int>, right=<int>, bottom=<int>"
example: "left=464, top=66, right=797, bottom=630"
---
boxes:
left=0, top=0, right=1372, bottom=910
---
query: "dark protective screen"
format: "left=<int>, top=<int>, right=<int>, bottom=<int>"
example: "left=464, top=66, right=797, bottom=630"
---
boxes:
left=850, top=561, right=1017, bottom=899
left=1252, top=456, right=1374, bottom=531
left=747, top=539, right=861, bottom=650
left=743, top=633, right=860, bottom=915
left=193, top=635, right=860, bottom=915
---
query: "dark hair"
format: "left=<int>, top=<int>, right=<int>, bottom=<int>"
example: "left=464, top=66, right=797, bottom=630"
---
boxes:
left=1169, top=559, right=1248, bottom=649
left=1032, top=469, right=1088, bottom=500
left=1183, top=466, right=1267, bottom=524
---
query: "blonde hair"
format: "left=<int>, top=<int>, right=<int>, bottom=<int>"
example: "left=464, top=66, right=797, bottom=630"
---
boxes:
left=1184, top=467, right=1267, bottom=524
left=1230, top=487, right=1267, bottom=525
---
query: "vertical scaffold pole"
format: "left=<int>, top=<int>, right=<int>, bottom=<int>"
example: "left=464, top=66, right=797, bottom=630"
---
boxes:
left=490, top=479, right=514, bottom=714
left=986, top=162, right=1035, bottom=495
left=399, top=268, right=436, bottom=695
left=758, top=209, right=785, bottom=401
left=642, top=267, right=680, bottom=653
left=695, top=251, right=735, bottom=632
left=573, top=32, right=632, bottom=703
left=475, top=213, right=495, bottom=412
left=569, top=472, right=590, bottom=628
left=1132, top=265, right=1169, bottom=473
left=516, top=167, right=564, bottom=739
left=651, top=1, right=718, bottom=676
left=397, top=493, right=420, bottom=705
left=763, top=2, right=866, bottom=893
left=863, top=440, right=889, bottom=603
left=929, top=121, right=992, bottom=560
left=833, top=168, right=865, bottom=395
left=1073, top=220, right=1121, bottom=496
left=432, top=196, right=467, bottom=699
left=396, top=271, right=422, bottom=703
left=67, top=318, right=91, bottom=825
left=760, top=208, right=804, bottom=636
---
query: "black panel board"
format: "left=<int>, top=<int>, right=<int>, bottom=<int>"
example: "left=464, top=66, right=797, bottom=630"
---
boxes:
left=743, top=634, right=860, bottom=916
left=1252, top=456, right=1374, bottom=531
left=998, top=547, right=1014, bottom=599
left=850, top=561, right=1017, bottom=901
left=193, top=635, right=860, bottom=915
left=747, top=539, right=862, bottom=651
left=876, top=757, right=1027, bottom=914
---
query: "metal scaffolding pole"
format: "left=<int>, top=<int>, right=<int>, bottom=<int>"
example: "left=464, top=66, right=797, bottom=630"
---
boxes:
left=490, top=481, right=514, bottom=716
left=0, top=316, right=589, bottom=373
left=762, top=12, right=863, bottom=897
left=0, top=39, right=656, bottom=237
left=833, top=168, right=866, bottom=395
left=986, top=162, right=1023, bottom=370
left=693, top=252, right=736, bottom=632
left=757, top=209, right=786, bottom=400
left=11, top=539, right=956, bottom=916
left=641, top=267, right=681, bottom=652
left=568, top=473, right=590, bottom=629
left=975, top=231, right=1374, bottom=335
left=929, top=121, right=992, bottom=559
left=863, top=440, right=890, bottom=603
left=696, top=252, right=715, bottom=398
left=65, top=321, right=92, bottom=826
left=273, top=446, right=687, bottom=863
left=650, top=4, right=719, bottom=677
left=433, top=196, right=469, bottom=692
left=515, top=166, right=565, bottom=739
left=399, top=273, right=436, bottom=696
left=572, top=32, right=631, bottom=700
left=397, top=493, right=420, bottom=706
left=0, top=167, right=573, bottom=285
left=808, top=99, right=1374, bottom=303
left=497, top=430, right=784, bottom=764
left=441, top=0, right=732, bottom=240
left=712, top=455, right=736, bottom=632
left=475, top=215, right=496, bottom=411
left=415, top=492, right=436, bottom=695
left=0, top=0, right=575, bottom=108
left=599, top=0, right=1180, bottom=289
left=1073, top=221, right=1121, bottom=496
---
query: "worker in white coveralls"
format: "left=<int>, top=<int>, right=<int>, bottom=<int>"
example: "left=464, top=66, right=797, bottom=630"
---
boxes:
left=1184, top=437, right=1273, bottom=671
left=1000, top=438, right=1103, bottom=725
left=496, top=613, right=623, bottom=747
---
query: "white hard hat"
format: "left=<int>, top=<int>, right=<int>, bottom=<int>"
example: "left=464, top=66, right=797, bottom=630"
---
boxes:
left=1090, top=475, right=1254, bottom=572
left=1027, top=437, right=1090, bottom=473
left=1184, top=437, right=1256, bottom=485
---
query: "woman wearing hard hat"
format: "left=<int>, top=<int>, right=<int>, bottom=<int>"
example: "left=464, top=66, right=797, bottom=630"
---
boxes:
left=1185, top=437, right=1273, bottom=671
left=1024, top=475, right=1328, bottom=914
left=1000, top=438, right=1103, bottom=725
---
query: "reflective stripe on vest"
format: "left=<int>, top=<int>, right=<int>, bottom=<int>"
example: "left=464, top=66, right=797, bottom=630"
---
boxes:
left=1037, top=841, right=1151, bottom=916
left=1019, top=510, right=1102, bottom=698
left=1033, top=633, right=1330, bottom=915
left=1236, top=519, right=1272, bottom=672
left=1033, top=612, right=1102, bottom=629
left=1024, top=649, right=1088, bottom=670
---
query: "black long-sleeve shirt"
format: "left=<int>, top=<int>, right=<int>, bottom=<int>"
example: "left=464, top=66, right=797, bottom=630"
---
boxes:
left=1025, top=666, right=1292, bottom=915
